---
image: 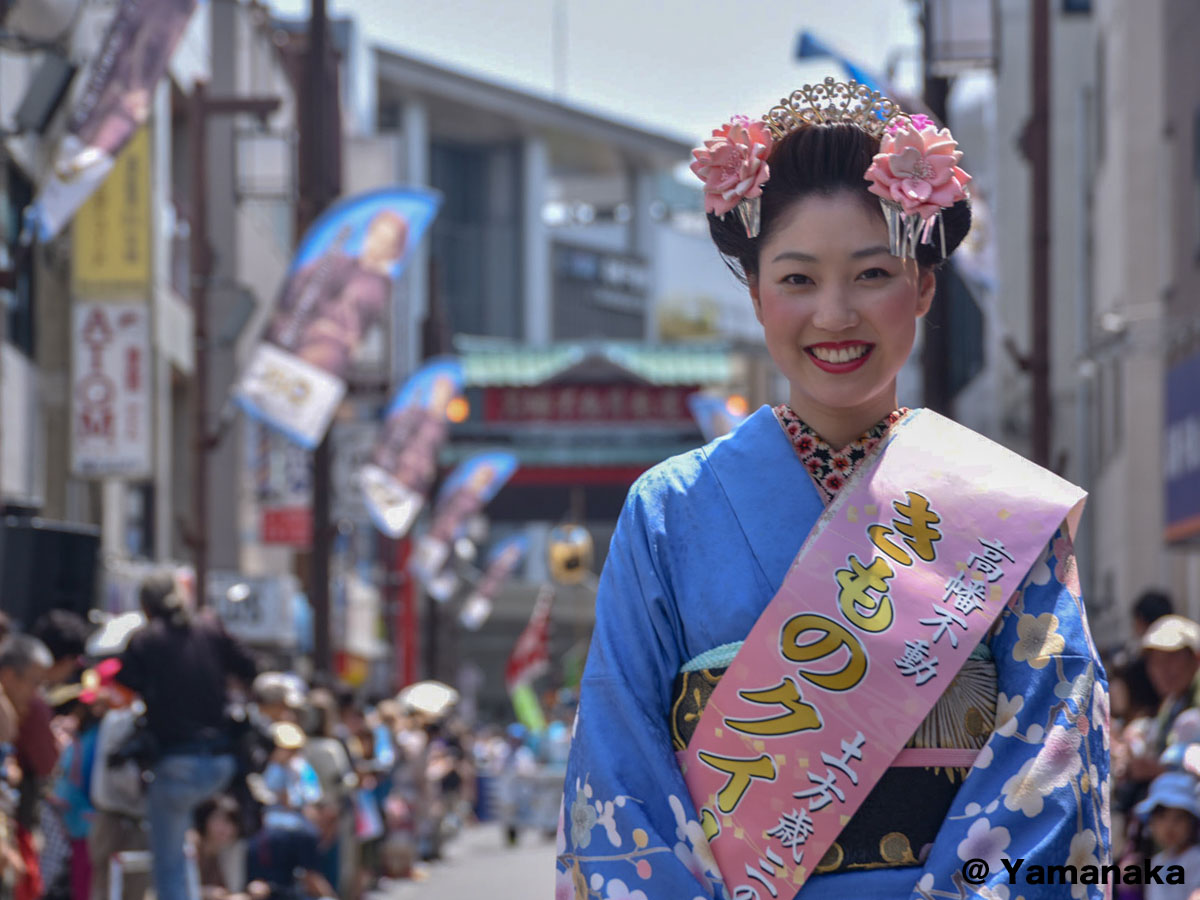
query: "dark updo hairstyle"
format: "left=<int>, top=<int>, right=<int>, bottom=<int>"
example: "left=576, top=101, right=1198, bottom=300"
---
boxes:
left=706, top=122, right=972, bottom=284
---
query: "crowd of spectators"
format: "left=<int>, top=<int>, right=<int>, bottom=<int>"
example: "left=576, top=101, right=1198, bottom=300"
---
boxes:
left=1109, top=590, right=1200, bottom=900
left=0, top=572, right=563, bottom=900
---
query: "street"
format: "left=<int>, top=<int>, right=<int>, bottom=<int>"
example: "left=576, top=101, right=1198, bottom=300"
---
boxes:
left=370, top=824, right=557, bottom=900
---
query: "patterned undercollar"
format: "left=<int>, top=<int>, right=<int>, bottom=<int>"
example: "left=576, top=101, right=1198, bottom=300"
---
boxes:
left=773, top=404, right=910, bottom=505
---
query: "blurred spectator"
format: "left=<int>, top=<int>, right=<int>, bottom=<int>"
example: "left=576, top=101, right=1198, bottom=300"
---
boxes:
left=193, top=795, right=247, bottom=900
left=253, top=673, right=307, bottom=724
left=116, top=573, right=258, bottom=900
left=302, top=689, right=356, bottom=896
left=1, top=635, right=56, bottom=900
left=29, top=611, right=90, bottom=687
left=1134, top=772, right=1200, bottom=900
left=496, top=723, right=536, bottom=848
left=263, top=723, right=322, bottom=811
left=1140, top=616, right=1200, bottom=771
left=44, top=659, right=124, bottom=900
left=1134, top=590, right=1176, bottom=639
left=245, top=799, right=339, bottom=900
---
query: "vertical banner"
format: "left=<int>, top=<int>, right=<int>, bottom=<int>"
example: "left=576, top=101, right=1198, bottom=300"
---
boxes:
left=71, top=302, right=152, bottom=478
left=1166, top=352, right=1200, bottom=542
left=506, top=586, right=554, bottom=731
left=459, top=534, right=529, bottom=631
left=408, top=450, right=519, bottom=599
left=71, top=126, right=152, bottom=296
left=31, top=0, right=198, bottom=241
left=360, top=357, right=463, bottom=539
left=687, top=391, right=747, bottom=442
left=233, top=188, right=441, bottom=448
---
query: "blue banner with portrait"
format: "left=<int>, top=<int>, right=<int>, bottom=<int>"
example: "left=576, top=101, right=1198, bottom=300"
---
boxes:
left=234, top=187, right=441, bottom=448
left=360, top=357, right=464, bottom=539
left=1166, top=351, right=1200, bottom=542
left=409, top=451, right=520, bottom=600
left=459, top=534, right=529, bottom=630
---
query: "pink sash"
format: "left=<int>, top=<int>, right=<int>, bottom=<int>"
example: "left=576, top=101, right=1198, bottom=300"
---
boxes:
left=678, top=410, right=1085, bottom=896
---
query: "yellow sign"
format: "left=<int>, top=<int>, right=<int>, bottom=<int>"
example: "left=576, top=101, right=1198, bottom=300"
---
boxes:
left=71, top=127, right=151, bottom=296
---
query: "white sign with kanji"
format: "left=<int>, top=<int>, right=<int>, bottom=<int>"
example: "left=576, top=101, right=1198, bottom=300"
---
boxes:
left=71, top=302, right=152, bottom=479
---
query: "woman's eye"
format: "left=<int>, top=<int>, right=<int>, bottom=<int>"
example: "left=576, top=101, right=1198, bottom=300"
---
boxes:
left=782, top=273, right=813, bottom=286
left=858, top=267, right=891, bottom=281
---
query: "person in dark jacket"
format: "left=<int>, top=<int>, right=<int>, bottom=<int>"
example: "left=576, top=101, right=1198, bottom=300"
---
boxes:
left=116, top=573, right=258, bottom=900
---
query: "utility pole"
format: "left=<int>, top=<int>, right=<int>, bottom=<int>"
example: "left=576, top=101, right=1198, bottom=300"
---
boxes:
left=1027, top=0, right=1052, bottom=467
left=189, top=83, right=279, bottom=609
left=297, top=0, right=340, bottom=676
left=920, top=3, right=952, bottom=416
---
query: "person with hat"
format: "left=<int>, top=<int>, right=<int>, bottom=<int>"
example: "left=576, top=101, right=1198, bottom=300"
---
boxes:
left=1135, top=771, right=1200, bottom=900
left=1131, top=616, right=1200, bottom=783
left=253, top=673, right=307, bottom=725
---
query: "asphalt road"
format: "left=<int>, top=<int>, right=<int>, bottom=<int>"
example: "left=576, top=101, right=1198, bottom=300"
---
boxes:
left=370, top=823, right=558, bottom=900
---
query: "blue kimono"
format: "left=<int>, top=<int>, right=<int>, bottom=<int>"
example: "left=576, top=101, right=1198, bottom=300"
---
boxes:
left=557, top=406, right=1110, bottom=900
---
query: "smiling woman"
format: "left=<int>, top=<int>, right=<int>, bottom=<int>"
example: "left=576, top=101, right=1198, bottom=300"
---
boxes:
left=557, top=79, right=1109, bottom=900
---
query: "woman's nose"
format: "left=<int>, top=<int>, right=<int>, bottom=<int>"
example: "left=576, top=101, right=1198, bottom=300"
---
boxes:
left=810, top=287, right=860, bottom=332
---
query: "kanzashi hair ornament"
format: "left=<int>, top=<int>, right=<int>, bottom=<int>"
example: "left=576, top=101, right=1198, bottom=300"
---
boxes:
left=690, top=78, right=971, bottom=255
left=689, top=116, right=773, bottom=238
left=864, top=117, right=971, bottom=261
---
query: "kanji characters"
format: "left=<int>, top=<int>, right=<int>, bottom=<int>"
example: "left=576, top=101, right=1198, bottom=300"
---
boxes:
left=895, top=639, right=938, bottom=684
left=919, top=604, right=969, bottom=648
left=966, top=537, right=1015, bottom=583
left=943, top=570, right=988, bottom=615
left=767, top=808, right=815, bottom=864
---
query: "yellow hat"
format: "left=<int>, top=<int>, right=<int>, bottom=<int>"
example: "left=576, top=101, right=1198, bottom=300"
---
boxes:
left=270, top=721, right=307, bottom=751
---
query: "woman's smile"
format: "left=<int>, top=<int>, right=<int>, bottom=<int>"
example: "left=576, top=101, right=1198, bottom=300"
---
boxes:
left=805, top=340, right=875, bottom=372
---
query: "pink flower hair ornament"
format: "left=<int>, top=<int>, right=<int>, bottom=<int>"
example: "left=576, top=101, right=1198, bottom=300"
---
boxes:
left=689, top=116, right=774, bottom=237
left=865, top=117, right=971, bottom=259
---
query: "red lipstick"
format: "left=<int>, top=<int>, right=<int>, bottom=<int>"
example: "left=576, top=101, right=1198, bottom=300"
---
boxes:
left=805, top=341, right=874, bottom=374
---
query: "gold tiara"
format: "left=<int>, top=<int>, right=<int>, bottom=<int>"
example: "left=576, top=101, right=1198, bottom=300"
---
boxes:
left=763, top=77, right=906, bottom=141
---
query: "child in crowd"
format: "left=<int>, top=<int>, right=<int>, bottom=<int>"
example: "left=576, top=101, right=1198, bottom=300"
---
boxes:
left=1136, top=772, right=1200, bottom=900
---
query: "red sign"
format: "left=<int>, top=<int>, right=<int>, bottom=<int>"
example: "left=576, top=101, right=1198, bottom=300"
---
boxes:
left=484, top=385, right=696, bottom=425
left=261, top=507, right=312, bottom=546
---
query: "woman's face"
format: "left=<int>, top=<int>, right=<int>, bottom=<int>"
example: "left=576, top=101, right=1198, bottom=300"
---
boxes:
left=750, top=191, right=934, bottom=427
left=1150, top=807, right=1197, bottom=855
left=203, top=810, right=238, bottom=850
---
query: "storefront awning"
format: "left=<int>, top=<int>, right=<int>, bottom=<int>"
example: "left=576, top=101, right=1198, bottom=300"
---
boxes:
left=454, top=336, right=733, bottom=387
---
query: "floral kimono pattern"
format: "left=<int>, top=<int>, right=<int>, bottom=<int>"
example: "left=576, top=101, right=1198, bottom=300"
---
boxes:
left=556, top=405, right=1109, bottom=900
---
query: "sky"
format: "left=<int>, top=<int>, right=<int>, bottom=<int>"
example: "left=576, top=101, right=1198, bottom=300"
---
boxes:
left=266, top=0, right=924, bottom=144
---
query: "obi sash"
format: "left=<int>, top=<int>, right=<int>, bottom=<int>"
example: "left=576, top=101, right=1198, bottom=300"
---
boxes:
left=677, top=408, right=1085, bottom=898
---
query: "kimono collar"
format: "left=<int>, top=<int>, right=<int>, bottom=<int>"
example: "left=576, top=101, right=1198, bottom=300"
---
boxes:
left=701, top=405, right=826, bottom=594
left=774, top=404, right=910, bottom=506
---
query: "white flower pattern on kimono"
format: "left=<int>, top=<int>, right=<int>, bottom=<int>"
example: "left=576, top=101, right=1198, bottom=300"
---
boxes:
left=571, top=789, right=599, bottom=849
left=956, top=817, right=1011, bottom=869
left=1012, top=612, right=1065, bottom=669
left=1002, top=725, right=1083, bottom=817
left=604, top=879, right=648, bottom=900
left=595, top=796, right=627, bottom=847
left=1093, top=683, right=1110, bottom=750
left=995, top=693, right=1024, bottom=737
left=1026, top=543, right=1052, bottom=586
left=1065, top=830, right=1101, bottom=900
left=668, top=795, right=721, bottom=893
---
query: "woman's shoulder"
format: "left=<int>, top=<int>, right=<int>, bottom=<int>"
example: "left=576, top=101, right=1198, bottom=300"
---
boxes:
left=626, top=404, right=782, bottom=514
